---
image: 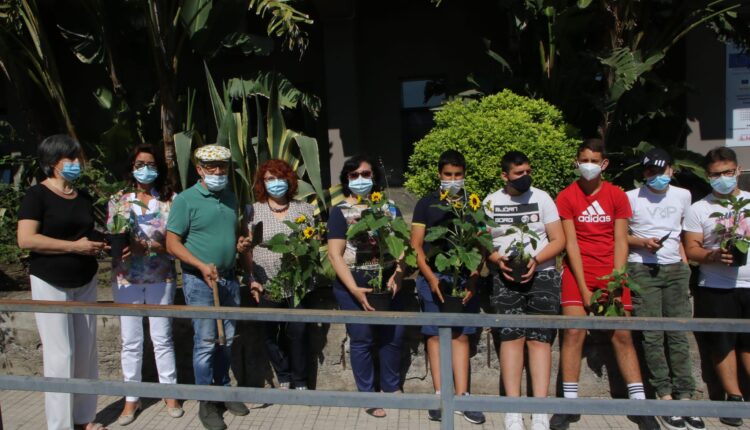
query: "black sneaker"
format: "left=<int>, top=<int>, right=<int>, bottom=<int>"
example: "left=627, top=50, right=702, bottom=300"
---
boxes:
left=682, top=416, right=705, bottom=430
left=427, top=409, right=441, bottom=421
left=719, top=394, right=745, bottom=427
left=657, top=415, right=686, bottom=430
left=550, top=413, right=580, bottom=430
left=224, top=401, right=250, bottom=416
left=198, top=401, right=227, bottom=430
left=627, top=415, right=660, bottom=430
left=454, top=410, right=486, bottom=424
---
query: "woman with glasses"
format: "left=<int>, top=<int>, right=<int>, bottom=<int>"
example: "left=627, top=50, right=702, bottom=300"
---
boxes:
left=241, top=159, right=315, bottom=390
left=327, top=155, right=405, bottom=418
left=108, top=144, right=182, bottom=425
left=17, top=135, right=108, bottom=430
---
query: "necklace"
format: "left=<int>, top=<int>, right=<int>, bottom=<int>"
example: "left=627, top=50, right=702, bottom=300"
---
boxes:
left=49, top=180, right=74, bottom=195
left=268, top=201, right=289, bottom=213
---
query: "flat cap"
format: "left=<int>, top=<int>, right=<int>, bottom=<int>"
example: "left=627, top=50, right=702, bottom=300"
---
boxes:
left=194, top=144, right=231, bottom=162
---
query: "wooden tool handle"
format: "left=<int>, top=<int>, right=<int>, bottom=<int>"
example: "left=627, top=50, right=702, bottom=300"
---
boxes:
left=210, top=278, right=226, bottom=346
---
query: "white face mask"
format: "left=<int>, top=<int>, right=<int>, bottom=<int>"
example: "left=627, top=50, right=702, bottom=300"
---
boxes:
left=577, top=162, right=602, bottom=181
left=440, top=179, right=464, bottom=195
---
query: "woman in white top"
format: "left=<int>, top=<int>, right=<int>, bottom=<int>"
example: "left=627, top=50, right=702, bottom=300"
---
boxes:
left=107, top=144, right=182, bottom=425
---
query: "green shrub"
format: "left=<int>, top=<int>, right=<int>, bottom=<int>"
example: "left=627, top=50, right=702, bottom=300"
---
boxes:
left=404, top=90, right=579, bottom=199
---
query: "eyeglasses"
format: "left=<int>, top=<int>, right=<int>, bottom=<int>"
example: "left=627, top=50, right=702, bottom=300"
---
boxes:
left=200, top=162, right=229, bottom=173
left=347, top=170, right=373, bottom=180
left=134, top=162, right=157, bottom=169
left=706, top=168, right=737, bottom=179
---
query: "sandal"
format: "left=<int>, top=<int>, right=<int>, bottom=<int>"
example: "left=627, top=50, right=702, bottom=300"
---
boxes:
left=365, top=407, right=387, bottom=418
left=164, top=399, right=184, bottom=418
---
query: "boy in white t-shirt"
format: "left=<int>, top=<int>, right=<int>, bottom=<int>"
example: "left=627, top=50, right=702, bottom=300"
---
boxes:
left=626, top=148, right=704, bottom=430
left=683, top=146, right=750, bottom=427
left=483, top=151, right=566, bottom=430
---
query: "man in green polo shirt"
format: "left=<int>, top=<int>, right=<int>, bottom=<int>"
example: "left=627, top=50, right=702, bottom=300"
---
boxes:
left=166, top=144, right=249, bottom=430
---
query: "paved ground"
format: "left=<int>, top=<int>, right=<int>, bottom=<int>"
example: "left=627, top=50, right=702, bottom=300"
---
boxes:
left=1, top=390, right=748, bottom=430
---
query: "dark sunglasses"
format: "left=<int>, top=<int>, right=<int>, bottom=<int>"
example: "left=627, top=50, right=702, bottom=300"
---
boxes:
left=347, top=170, right=373, bottom=180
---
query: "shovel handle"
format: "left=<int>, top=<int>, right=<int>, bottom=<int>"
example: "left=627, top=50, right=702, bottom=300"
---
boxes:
left=209, top=278, right=226, bottom=346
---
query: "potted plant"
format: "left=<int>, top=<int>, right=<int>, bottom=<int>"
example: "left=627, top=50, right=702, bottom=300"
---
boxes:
left=710, top=194, right=750, bottom=267
left=502, top=222, right=541, bottom=283
left=424, top=192, right=495, bottom=313
left=105, top=193, right=143, bottom=268
left=592, top=268, right=641, bottom=316
left=346, top=191, right=416, bottom=311
left=261, top=214, right=327, bottom=307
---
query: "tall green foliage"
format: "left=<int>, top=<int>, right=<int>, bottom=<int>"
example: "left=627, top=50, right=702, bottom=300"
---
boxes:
left=405, top=90, right=578, bottom=199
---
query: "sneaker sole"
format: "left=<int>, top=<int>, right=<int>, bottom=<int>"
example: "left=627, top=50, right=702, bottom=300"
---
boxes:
left=454, top=411, right=486, bottom=424
left=657, top=417, right=687, bottom=430
left=684, top=422, right=705, bottom=430
left=550, top=415, right=580, bottom=430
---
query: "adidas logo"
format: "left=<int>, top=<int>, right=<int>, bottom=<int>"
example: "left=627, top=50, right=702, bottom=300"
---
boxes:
left=577, top=200, right=612, bottom=222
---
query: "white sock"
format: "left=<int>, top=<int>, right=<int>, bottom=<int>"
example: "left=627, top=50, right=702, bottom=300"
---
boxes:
left=628, top=383, right=646, bottom=400
left=562, top=382, right=578, bottom=399
left=435, top=390, right=440, bottom=395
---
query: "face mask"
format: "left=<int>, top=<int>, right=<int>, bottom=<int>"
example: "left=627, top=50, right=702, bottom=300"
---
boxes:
left=204, top=174, right=228, bottom=192
left=577, top=162, right=602, bottom=181
left=440, top=179, right=464, bottom=195
left=265, top=179, right=289, bottom=198
left=508, top=175, right=532, bottom=193
left=710, top=175, right=737, bottom=195
left=59, top=162, right=81, bottom=181
left=348, top=177, right=373, bottom=196
left=133, top=166, right=158, bottom=185
left=646, top=174, right=670, bottom=191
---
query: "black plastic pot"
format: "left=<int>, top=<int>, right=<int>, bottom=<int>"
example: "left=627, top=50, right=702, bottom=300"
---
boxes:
left=107, top=232, right=129, bottom=267
left=729, top=243, right=748, bottom=267
left=440, top=295, right=465, bottom=313
left=366, top=291, right=392, bottom=311
left=259, top=294, right=290, bottom=309
left=507, top=255, right=529, bottom=283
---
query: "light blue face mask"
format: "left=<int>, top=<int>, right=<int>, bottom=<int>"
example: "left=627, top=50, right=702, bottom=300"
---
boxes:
left=133, top=166, right=159, bottom=185
left=265, top=179, right=289, bottom=197
left=710, top=175, right=737, bottom=195
left=646, top=174, right=671, bottom=191
left=204, top=174, right=228, bottom=192
left=348, top=177, right=373, bottom=196
left=59, top=162, right=81, bottom=181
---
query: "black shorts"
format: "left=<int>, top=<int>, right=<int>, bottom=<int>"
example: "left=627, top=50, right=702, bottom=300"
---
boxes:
left=491, top=269, right=561, bottom=343
left=694, top=287, right=750, bottom=358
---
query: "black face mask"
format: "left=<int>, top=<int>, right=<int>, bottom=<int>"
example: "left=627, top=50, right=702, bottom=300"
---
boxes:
left=509, top=175, right=532, bottom=193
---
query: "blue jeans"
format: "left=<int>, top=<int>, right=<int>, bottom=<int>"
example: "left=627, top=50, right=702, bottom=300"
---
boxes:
left=416, top=273, right=479, bottom=337
left=333, top=269, right=404, bottom=393
left=182, top=272, right=239, bottom=386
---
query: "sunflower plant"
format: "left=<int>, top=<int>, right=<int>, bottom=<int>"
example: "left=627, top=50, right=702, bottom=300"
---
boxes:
left=261, top=214, right=327, bottom=306
left=424, top=192, right=496, bottom=297
left=346, top=191, right=417, bottom=291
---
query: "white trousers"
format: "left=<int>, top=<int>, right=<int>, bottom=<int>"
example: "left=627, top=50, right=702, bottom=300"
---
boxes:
left=112, top=281, right=177, bottom=402
left=30, top=275, right=98, bottom=430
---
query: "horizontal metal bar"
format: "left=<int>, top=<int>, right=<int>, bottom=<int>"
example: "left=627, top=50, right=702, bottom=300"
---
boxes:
left=0, top=376, right=439, bottom=410
left=1, top=375, right=747, bottom=419
left=453, top=396, right=750, bottom=418
left=1, top=299, right=748, bottom=332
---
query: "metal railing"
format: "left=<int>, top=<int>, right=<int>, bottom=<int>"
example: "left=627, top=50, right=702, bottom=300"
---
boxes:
left=0, top=299, right=749, bottom=429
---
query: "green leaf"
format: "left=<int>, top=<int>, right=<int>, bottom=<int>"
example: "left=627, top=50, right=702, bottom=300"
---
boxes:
left=391, top=217, right=411, bottom=238
left=220, top=32, right=273, bottom=56
left=384, top=235, right=406, bottom=260
left=294, top=134, right=325, bottom=207
left=435, top=253, right=451, bottom=272
left=204, top=63, right=226, bottom=130
left=735, top=240, right=749, bottom=253
left=590, top=289, right=604, bottom=306
left=174, top=131, right=196, bottom=190
left=577, top=0, right=592, bottom=8
left=457, top=248, right=482, bottom=271
left=424, top=226, right=449, bottom=242
left=345, top=220, right=369, bottom=239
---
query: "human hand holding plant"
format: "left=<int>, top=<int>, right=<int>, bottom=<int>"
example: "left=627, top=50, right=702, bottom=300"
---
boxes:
left=710, top=194, right=750, bottom=266
left=591, top=268, right=640, bottom=316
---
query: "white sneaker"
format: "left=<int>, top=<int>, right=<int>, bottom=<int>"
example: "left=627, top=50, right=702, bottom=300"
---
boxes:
left=504, top=412, right=524, bottom=430
left=532, top=413, right=550, bottom=430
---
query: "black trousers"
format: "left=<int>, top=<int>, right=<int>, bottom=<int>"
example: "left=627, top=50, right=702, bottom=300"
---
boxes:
left=261, top=297, right=308, bottom=386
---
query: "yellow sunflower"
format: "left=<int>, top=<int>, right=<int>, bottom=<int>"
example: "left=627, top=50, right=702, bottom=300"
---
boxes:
left=452, top=201, right=464, bottom=209
left=295, top=214, right=307, bottom=224
left=356, top=195, right=363, bottom=204
left=370, top=191, right=383, bottom=203
left=302, top=226, right=315, bottom=239
left=468, top=193, right=481, bottom=211
left=439, top=189, right=449, bottom=201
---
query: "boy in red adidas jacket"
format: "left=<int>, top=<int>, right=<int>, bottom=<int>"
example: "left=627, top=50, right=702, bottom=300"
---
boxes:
left=550, top=138, right=658, bottom=430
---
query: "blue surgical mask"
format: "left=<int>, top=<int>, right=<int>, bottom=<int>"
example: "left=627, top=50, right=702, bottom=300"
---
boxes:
left=710, top=175, right=737, bottom=195
left=646, top=174, right=671, bottom=191
left=133, top=166, right=158, bottom=185
left=348, top=177, right=373, bottom=196
left=59, top=162, right=81, bottom=181
left=265, top=179, right=289, bottom=197
left=204, top=174, right=228, bottom=192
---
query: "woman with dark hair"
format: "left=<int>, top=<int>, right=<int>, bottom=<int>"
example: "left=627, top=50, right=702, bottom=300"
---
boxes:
left=242, top=159, right=315, bottom=390
left=107, top=143, right=182, bottom=425
left=17, top=134, right=108, bottom=430
left=327, top=155, right=406, bottom=418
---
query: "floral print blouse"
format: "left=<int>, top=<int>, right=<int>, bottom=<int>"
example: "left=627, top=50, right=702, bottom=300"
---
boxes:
left=107, top=191, right=175, bottom=286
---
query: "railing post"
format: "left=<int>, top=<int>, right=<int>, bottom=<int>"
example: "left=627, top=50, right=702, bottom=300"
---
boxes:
left=439, top=326, right=454, bottom=430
